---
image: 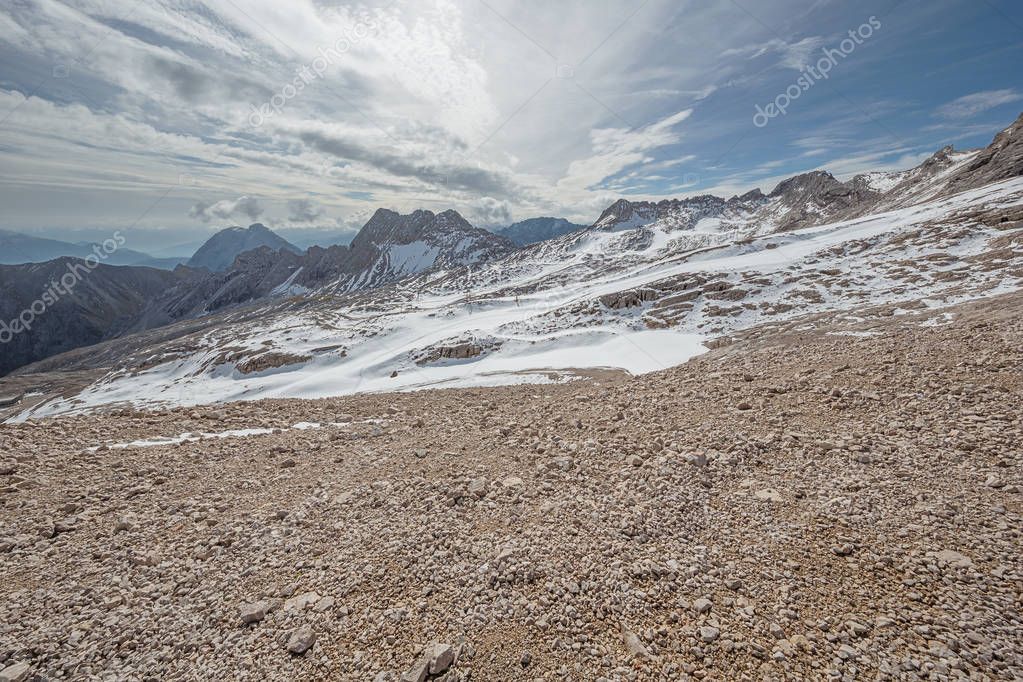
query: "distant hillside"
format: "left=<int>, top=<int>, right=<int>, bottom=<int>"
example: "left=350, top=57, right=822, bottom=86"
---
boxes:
left=0, top=258, right=192, bottom=376
left=187, top=223, right=301, bottom=272
left=496, top=217, right=588, bottom=246
left=0, top=229, right=184, bottom=269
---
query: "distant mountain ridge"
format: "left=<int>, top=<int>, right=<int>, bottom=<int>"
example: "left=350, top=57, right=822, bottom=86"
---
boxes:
left=497, top=217, right=587, bottom=246
left=187, top=223, right=301, bottom=272
left=0, top=229, right=184, bottom=269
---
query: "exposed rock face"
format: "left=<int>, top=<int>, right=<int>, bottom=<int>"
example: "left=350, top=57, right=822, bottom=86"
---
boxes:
left=330, top=208, right=517, bottom=292
left=187, top=223, right=301, bottom=272
left=943, top=112, right=1023, bottom=194
left=766, top=170, right=882, bottom=231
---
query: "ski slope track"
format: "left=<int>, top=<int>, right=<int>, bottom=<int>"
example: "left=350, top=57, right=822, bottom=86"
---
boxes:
left=12, top=177, right=1023, bottom=421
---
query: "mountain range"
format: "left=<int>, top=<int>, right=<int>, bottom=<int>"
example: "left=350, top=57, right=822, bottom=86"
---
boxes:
left=1, top=113, right=1021, bottom=405
left=0, top=230, right=185, bottom=269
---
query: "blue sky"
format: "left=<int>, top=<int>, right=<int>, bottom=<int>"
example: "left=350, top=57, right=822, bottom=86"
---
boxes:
left=0, top=0, right=1021, bottom=252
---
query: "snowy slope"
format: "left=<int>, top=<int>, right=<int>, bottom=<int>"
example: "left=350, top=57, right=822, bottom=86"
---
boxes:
left=15, top=177, right=1023, bottom=420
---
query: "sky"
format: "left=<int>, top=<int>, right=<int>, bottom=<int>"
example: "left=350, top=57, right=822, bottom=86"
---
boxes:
left=1, top=0, right=1022, bottom=254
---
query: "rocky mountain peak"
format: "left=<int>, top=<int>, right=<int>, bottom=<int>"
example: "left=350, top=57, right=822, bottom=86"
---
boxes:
left=187, top=223, right=300, bottom=272
left=943, top=111, right=1023, bottom=194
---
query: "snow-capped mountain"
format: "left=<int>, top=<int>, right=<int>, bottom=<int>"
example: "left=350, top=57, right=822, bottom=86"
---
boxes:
left=330, top=208, right=516, bottom=292
left=6, top=113, right=1023, bottom=419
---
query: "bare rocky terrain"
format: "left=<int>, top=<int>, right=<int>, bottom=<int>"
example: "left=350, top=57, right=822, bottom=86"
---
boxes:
left=1, top=290, right=1020, bottom=681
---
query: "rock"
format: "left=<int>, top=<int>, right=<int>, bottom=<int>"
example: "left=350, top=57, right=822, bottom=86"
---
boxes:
left=736, top=401, right=752, bottom=410
left=626, top=454, right=644, bottom=467
left=754, top=488, right=783, bottom=502
left=930, top=549, right=973, bottom=568
left=501, top=476, right=523, bottom=488
left=401, top=655, right=429, bottom=682
left=831, top=543, right=855, bottom=557
left=769, top=622, right=786, bottom=639
left=114, top=515, right=135, bottom=533
left=468, top=477, right=488, bottom=498
left=621, top=625, right=657, bottom=660
left=284, top=591, right=320, bottom=612
left=0, top=662, right=30, bottom=682
left=519, top=651, right=532, bottom=667
left=286, top=625, right=316, bottom=654
left=313, top=596, right=335, bottom=613
left=239, top=601, right=267, bottom=624
left=428, top=642, right=455, bottom=675
left=693, top=597, right=712, bottom=614
left=280, top=458, right=297, bottom=468
left=699, top=626, right=720, bottom=643
left=724, top=577, right=743, bottom=591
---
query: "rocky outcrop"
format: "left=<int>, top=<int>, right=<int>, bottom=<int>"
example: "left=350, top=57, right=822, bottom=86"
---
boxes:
left=943, top=112, right=1023, bottom=194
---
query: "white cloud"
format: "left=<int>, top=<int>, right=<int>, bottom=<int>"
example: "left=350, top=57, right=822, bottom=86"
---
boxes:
left=935, top=89, right=1023, bottom=120
left=190, top=196, right=264, bottom=223
left=558, top=109, right=693, bottom=196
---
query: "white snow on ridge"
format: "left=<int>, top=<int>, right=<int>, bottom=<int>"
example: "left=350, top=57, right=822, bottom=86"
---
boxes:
left=12, top=178, right=1023, bottom=421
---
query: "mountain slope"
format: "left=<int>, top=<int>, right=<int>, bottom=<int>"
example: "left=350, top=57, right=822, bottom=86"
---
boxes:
left=5, top=113, right=1022, bottom=414
left=0, top=259, right=192, bottom=376
left=187, top=224, right=301, bottom=272
left=16, top=174, right=1021, bottom=416
left=497, top=217, right=587, bottom=246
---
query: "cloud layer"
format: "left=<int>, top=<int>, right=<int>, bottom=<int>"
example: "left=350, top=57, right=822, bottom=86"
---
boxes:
left=0, top=0, right=1021, bottom=247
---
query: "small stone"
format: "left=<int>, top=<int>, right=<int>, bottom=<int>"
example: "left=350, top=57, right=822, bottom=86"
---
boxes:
left=501, top=476, right=523, bottom=488
left=626, top=454, right=643, bottom=467
left=519, top=651, right=532, bottom=667
left=769, top=622, right=786, bottom=639
left=401, top=656, right=429, bottom=682
left=281, top=458, right=297, bottom=468
left=239, top=601, right=267, bottom=624
left=831, top=543, right=855, bottom=557
left=736, top=401, right=752, bottom=411
left=0, top=662, right=30, bottom=682
left=621, top=625, right=656, bottom=660
left=114, top=515, right=135, bottom=533
left=312, top=596, right=335, bottom=613
left=724, top=578, right=743, bottom=591
left=754, top=488, right=783, bottom=502
left=699, top=626, right=720, bottom=643
left=468, top=477, right=488, bottom=498
left=428, top=642, right=455, bottom=674
left=693, top=597, right=712, bottom=614
left=286, top=625, right=316, bottom=654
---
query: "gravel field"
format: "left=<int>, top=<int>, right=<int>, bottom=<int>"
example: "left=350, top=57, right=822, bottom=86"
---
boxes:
left=1, top=292, right=1021, bottom=681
